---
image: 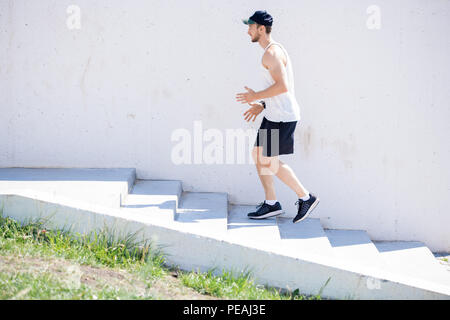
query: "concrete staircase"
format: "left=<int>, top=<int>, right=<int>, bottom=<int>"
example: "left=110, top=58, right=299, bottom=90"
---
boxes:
left=0, top=168, right=449, bottom=299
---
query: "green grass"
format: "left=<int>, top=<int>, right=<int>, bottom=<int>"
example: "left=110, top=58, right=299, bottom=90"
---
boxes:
left=178, top=267, right=323, bottom=300
left=0, top=272, right=150, bottom=300
left=0, top=213, right=165, bottom=273
left=0, top=210, right=322, bottom=300
left=0, top=211, right=169, bottom=299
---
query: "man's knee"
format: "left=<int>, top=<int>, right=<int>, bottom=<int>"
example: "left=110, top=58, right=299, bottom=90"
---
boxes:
left=254, top=155, right=281, bottom=175
left=252, top=147, right=266, bottom=165
left=269, top=158, right=281, bottom=174
left=252, top=149, right=269, bottom=167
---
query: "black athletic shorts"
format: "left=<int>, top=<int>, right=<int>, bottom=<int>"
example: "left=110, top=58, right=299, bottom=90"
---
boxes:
left=254, top=116, right=298, bottom=157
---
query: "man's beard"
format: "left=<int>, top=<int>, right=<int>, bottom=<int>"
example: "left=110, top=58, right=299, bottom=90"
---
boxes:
left=251, top=34, right=260, bottom=42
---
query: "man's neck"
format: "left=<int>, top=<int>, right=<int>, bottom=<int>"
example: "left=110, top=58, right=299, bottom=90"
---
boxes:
left=259, top=37, right=273, bottom=50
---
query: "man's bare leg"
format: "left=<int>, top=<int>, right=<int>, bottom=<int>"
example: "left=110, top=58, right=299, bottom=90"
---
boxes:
left=265, top=156, right=309, bottom=198
left=269, top=158, right=319, bottom=223
left=275, top=159, right=309, bottom=198
left=247, top=147, right=285, bottom=219
left=251, top=145, right=318, bottom=223
left=252, top=146, right=277, bottom=200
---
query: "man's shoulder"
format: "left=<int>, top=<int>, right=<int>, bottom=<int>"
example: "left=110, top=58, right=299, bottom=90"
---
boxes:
left=264, top=43, right=285, bottom=56
left=262, top=44, right=287, bottom=68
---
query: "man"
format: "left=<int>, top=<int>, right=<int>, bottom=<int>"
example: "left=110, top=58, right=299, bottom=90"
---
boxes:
left=235, top=10, right=320, bottom=223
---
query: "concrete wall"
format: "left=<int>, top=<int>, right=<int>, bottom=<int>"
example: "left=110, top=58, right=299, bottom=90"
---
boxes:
left=1, top=0, right=449, bottom=251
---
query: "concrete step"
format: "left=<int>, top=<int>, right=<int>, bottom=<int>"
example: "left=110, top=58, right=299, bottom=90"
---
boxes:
left=227, top=204, right=281, bottom=250
left=174, top=191, right=228, bottom=237
left=0, top=168, right=135, bottom=208
left=325, top=229, right=383, bottom=267
left=276, top=217, right=334, bottom=261
left=2, top=191, right=450, bottom=298
left=373, top=241, right=450, bottom=287
left=120, top=179, right=182, bottom=225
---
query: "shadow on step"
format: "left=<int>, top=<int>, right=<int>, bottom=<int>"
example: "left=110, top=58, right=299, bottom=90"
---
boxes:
left=277, top=217, right=328, bottom=240
left=373, top=241, right=425, bottom=252
left=324, top=230, right=373, bottom=247
left=227, top=205, right=278, bottom=230
left=121, top=200, right=175, bottom=210
left=175, top=208, right=224, bottom=223
left=175, top=192, right=227, bottom=223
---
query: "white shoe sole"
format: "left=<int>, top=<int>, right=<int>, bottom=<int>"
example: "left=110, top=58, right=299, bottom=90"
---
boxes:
left=248, top=209, right=284, bottom=219
left=293, top=197, right=320, bottom=223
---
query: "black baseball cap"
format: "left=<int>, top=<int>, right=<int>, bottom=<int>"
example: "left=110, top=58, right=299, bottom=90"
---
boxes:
left=242, top=10, right=273, bottom=26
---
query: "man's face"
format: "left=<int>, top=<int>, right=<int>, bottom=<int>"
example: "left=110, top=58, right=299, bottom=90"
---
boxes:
left=247, top=24, right=261, bottom=42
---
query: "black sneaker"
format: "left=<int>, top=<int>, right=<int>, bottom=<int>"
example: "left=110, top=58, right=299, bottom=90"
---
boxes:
left=292, top=193, right=320, bottom=223
left=248, top=201, right=284, bottom=219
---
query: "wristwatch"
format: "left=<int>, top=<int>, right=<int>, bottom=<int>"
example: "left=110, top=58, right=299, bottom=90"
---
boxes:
left=259, top=100, right=266, bottom=109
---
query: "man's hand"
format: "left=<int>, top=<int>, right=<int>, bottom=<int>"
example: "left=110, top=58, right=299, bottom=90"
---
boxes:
left=243, top=102, right=264, bottom=122
left=236, top=86, right=258, bottom=104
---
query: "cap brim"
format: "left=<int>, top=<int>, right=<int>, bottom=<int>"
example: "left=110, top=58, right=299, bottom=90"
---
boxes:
left=242, top=18, right=256, bottom=25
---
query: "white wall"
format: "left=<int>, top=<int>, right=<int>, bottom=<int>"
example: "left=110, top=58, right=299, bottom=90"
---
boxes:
left=1, top=0, right=449, bottom=251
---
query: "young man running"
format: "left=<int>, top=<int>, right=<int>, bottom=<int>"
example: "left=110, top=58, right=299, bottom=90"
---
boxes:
left=236, top=10, right=320, bottom=223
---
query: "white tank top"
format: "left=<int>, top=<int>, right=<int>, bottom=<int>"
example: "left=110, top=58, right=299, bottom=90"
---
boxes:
left=261, top=41, right=301, bottom=122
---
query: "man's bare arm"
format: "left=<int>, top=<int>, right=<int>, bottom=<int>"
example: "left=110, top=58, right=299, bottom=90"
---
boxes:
left=254, top=48, right=289, bottom=100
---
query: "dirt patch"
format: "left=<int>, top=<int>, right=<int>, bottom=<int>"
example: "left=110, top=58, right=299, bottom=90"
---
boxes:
left=0, top=254, right=219, bottom=300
